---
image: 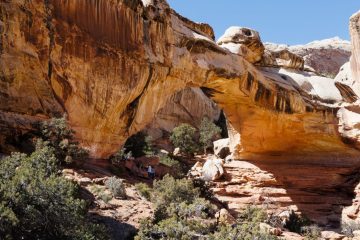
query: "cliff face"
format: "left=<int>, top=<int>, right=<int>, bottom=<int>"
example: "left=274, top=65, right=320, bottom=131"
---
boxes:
left=351, top=11, right=360, bottom=93
left=146, top=87, right=221, bottom=140
left=2, top=0, right=360, bottom=161
left=265, top=38, right=351, bottom=78
left=2, top=0, right=360, bottom=227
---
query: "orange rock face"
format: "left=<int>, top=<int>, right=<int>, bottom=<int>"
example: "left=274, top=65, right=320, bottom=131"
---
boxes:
left=2, top=0, right=359, bottom=160
left=2, top=0, right=360, bottom=228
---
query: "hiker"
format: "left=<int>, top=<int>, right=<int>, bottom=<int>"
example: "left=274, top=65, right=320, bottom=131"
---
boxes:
left=147, top=165, right=155, bottom=179
left=151, top=166, right=155, bottom=179
left=147, top=165, right=152, bottom=179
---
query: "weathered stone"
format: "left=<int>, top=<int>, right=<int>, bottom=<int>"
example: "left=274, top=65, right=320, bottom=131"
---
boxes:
left=1, top=0, right=360, bottom=162
left=213, top=138, right=230, bottom=159
left=259, top=49, right=305, bottom=69
left=350, top=11, right=360, bottom=91
left=215, top=208, right=236, bottom=225
left=265, top=37, right=351, bottom=77
left=146, top=88, right=220, bottom=140
left=173, top=148, right=181, bottom=156
left=259, top=223, right=282, bottom=236
left=202, top=157, right=225, bottom=181
left=217, top=26, right=264, bottom=63
left=2, top=0, right=360, bottom=230
left=188, top=161, right=203, bottom=178
left=321, top=231, right=346, bottom=240
left=353, top=230, right=360, bottom=238
left=78, top=177, right=92, bottom=186
left=335, top=62, right=360, bottom=99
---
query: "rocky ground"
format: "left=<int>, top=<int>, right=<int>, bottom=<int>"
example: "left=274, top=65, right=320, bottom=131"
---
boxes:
left=60, top=149, right=360, bottom=240
left=63, top=167, right=153, bottom=239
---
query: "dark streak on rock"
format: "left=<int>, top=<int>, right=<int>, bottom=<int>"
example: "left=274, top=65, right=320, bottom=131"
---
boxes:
left=200, top=87, right=224, bottom=98
left=121, top=66, right=153, bottom=131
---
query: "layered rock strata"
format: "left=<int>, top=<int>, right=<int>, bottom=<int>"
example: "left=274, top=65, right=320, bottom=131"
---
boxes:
left=1, top=0, right=359, bottom=160
left=265, top=37, right=352, bottom=78
left=2, top=0, right=360, bottom=227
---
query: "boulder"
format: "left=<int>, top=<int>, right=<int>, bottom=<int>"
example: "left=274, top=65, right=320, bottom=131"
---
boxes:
left=225, top=154, right=233, bottom=163
left=188, top=161, right=203, bottom=178
left=353, top=230, right=360, bottom=238
left=259, top=223, right=282, bottom=236
left=78, top=177, right=92, bottom=186
left=321, top=231, right=346, bottom=240
left=335, top=62, right=360, bottom=100
left=215, top=208, right=236, bottom=225
left=281, top=231, right=303, bottom=240
left=173, top=148, right=181, bottom=156
left=202, top=157, right=225, bottom=181
left=213, top=138, right=230, bottom=159
left=217, top=26, right=265, bottom=63
left=259, top=49, right=304, bottom=69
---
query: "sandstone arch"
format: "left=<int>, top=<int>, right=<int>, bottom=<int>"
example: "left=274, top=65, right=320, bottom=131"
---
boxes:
left=3, top=0, right=360, bottom=227
left=1, top=0, right=360, bottom=161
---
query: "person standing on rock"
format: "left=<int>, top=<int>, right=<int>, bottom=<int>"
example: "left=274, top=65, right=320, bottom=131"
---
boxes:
left=151, top=167, right=155, bottom=179
left=147, top=165, right=155, bottom=179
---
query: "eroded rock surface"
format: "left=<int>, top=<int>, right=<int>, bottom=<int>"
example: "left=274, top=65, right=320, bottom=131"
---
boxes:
left=2, top=0, right=360, bottom=228
left=146, top=87, right=220, bottom=140
left=1, top=0, right=359, bottom=161
left=351, top=11, right=360, bottom=88
left=265, top=37, right=352, bottom=78
left=217, top=26, right=265, bottom=63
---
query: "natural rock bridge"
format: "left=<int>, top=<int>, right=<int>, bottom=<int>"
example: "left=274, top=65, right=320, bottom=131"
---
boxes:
left=2, top=0, right=360, bottom=227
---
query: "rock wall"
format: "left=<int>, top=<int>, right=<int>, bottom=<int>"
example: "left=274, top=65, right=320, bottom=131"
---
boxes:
left=1, top=0, right=360, bottom=161
left=265, top=37, right=352, bottom=78
left=146, top=87, right=220, bottom=139
left=2, top=0, right=360, bottom=227
left=351, top=11, right=360, bottom=92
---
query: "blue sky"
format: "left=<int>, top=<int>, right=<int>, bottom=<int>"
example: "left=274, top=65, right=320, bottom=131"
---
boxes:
left=167, top=0, right=360, bottom=45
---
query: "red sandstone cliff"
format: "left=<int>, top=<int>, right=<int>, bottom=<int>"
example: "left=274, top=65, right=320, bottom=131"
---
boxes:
left=2, top=0, right=360, bottom=229
left=1, top=0, right=360, bottom=161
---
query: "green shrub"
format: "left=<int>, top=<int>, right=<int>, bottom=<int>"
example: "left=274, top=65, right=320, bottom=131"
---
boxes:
left=159, top=155, right=179, bottom=167
left=105, top=177, right=126, bottom=199
left=209, top=207, right=278, bottom=240
left=209, top=223, right=278, bottom=240
left=40, top=115, right=89, bottom=164
left=284, top=210, right=311, bottom=234
left=341, top=221, right=360, bottom=237
left=124, top=132, right=154, bottom=158
left=111, top=147, right=133, bottom=164
left=152, top=175, right=199, bottom=214
left=199, top=117, right=221, bottom=153
left=135, top=218, right=159, bottom=240
left=238, top=206, right=267, bottom=224
left=135, top=183, right=152, bottom=200
left=302, top=225, right=321, bottom=240
left=99, top=192, right=113, bottom=204
left=170, top=124, right=197, bottom=154
left=176, top=197, right=217, bottom=219
left=193, top=178, right=214, bottom=199
left=136, top=175, right=218, bottom=239
left=0, top=142, right=108, bottom=240
left=136, top=175, right=278, bottom=240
